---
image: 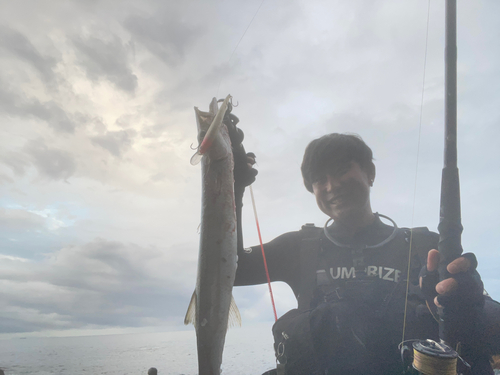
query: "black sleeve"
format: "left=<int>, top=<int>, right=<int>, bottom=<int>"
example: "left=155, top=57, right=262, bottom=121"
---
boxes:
left=484, top=297, right=500, bottom=356
left=234, top=231, right=302, bottom=288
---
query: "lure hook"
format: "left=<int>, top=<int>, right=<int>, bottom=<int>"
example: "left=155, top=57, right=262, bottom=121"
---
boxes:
left=217, top=97, right=238, bottom=112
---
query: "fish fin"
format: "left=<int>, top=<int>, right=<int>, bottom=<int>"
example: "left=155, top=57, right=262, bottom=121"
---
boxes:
left=184, top=290, right=197, bottom=325
left=227, top=294, right=242, bottom=329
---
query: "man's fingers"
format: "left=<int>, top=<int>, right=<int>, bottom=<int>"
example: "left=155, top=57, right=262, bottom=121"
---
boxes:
left=246, top=155, right=256, bottom=166
left=434, top=296, right=442, bottom=308
left=447, top=256, right=471, bottom=274
left=246, top=154, right=256, bottom=171
left=427, top=249, right=440, bottom=272
left=436, top=277, right=458, bottom=295
left=426, top=252, right=483, bottom=310
left=419, top=250, right=439, bottom=291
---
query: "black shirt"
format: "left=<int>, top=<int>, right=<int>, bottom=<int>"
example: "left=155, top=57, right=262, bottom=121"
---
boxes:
left=235, top=214, right=438, bottom=301
left=234, top=215, right=441, bottom=374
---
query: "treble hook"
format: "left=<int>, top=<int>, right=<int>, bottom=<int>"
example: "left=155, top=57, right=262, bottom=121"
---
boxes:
left=217, top=97, right=238, bottom=113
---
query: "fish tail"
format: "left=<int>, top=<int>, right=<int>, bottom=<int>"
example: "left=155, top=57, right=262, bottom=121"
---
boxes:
left=184, top=291, right=242, bottom=329
left=227, top=294, right=242, bottom=329
left=184, top=290, right=197, bottom=325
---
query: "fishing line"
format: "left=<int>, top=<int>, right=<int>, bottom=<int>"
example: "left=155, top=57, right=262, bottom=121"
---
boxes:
left=399, top=339, right=459, bottom=375
left=222, top=0, right=277, bottom=322
left=402, top=0, right=432, bottom=344
left=413, top=347, right=457, bottom=375
left=216, top=0, right=267, bottom=97
left=211, top=0, right=275, bottom=320
left=249, top=184, right=278, bottom=322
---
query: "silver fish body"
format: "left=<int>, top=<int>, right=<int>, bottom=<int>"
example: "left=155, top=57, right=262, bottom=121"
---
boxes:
left=185, top=96, right=241, bottom=375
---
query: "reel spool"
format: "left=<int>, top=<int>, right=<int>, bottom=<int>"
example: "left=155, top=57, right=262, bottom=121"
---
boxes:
left=411, top=339, right=458, bottom=375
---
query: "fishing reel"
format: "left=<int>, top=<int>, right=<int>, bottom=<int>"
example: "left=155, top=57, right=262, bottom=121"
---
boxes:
left=400, top=339, right=471, bottom=375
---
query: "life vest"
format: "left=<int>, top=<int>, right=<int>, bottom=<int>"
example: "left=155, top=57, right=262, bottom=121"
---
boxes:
left=271, top=222, right=439, bottom=375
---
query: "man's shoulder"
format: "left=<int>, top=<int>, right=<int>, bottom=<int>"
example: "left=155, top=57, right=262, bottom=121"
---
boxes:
left=269, top=224, right=322, bottom=242
left=298, top=223, right=323, bottom=238
left=261, top=224, right=322, bottom=254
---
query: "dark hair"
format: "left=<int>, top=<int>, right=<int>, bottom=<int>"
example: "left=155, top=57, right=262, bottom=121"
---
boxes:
left=301, top=133, right=374, bottom=193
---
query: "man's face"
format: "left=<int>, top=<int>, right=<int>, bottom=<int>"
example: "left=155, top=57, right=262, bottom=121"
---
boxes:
left=312, top=161, right=372, bottom=222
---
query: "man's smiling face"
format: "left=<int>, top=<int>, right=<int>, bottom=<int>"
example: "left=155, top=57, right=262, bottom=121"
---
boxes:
left=312, top=161, right=373, bottom=222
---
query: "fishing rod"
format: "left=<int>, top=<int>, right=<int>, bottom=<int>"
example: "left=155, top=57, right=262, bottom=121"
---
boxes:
left=404, top=1, right=469, bottom=374
left=437, top=0, right=463, bottom=347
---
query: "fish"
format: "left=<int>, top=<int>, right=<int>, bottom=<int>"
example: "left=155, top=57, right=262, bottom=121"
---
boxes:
left=185, top=95, right=241, bottom=375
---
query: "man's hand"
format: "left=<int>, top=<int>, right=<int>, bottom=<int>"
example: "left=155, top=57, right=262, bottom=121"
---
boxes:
left=420, top=250, right=484, bottom=309
left=224, top=112, right=258, bottom=189
left=420, top=252, right=493, bottom=372
left=246, top=152, right=256, bottom=169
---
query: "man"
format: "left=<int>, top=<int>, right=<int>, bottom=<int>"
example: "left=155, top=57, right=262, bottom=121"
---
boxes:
left=230, top=132, right=499, bottom=374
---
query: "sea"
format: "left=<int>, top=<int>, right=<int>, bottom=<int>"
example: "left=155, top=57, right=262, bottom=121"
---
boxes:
left=4, top=326, right=498, bottom=375
left=0, top=324, right=276, bottom=375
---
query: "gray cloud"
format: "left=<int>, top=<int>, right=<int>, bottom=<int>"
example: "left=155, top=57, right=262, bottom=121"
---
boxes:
left=140, top=123, right=169, bottom=138
left=0, top=207, right=66, bottom=259
left=123, top=10, right=201, bottom=66
left=0, top=239, right=195, bottom=333
left=0, top=25, right=57, bottom=84
left=0, top=174, right=14, bottom=184
left=0, top=151, right=30, bottom=177
left=25, top=140, right=77, bottom=181
left=0, top=83, right=77, bottom=133
left=91, top=130, right=135, bottom=157
left=0, top=207, right=46, bottom=232
left=149, top=172, right=166, bottom=183
left=24, top=100, right=76, bottom=133
left=72, top=35, right=138, bottom=93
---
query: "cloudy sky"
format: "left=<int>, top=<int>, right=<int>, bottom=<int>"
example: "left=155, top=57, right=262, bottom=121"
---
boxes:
left=0, top=0, right=499, bottom=339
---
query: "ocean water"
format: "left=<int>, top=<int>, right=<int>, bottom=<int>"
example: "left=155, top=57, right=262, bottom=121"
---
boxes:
left=0, top=323, right=276, bottom=375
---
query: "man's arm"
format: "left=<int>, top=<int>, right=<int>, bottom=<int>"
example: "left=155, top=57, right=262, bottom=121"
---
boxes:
left=420, top=251, right=498, bottom=373
left=233, top=164, right=302, bottom=288
left=227, top=114, right=301, bottom=290
left=227, top=116, right=296, bottom=288
left=234, top=231, right=301, bottom=288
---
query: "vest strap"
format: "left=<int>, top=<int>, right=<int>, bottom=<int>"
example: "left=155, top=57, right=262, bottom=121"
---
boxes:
left=297, top=224, right=322, bottom=311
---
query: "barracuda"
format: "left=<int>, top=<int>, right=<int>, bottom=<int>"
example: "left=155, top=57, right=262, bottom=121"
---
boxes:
left=185, top=95, right=241, bottom=375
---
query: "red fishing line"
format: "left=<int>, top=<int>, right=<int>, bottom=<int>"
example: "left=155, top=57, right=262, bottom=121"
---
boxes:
left=249, top=185, right=278, bottom=322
